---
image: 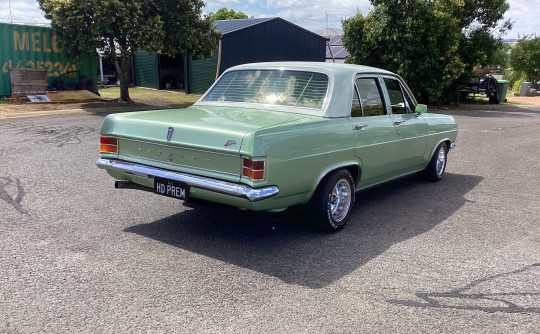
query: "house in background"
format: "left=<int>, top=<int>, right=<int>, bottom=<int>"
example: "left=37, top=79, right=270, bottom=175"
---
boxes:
left=133, top=17, right=328, bottom=94
left=316, top=28, right=350, bottom=63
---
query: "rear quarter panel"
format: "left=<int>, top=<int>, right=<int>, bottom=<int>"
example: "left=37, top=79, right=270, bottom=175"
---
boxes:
left=245, top=117, right=357, bottom=205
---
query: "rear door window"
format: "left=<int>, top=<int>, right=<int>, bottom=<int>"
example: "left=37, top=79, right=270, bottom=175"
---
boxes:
left=353, top=77, right=386, bottom=117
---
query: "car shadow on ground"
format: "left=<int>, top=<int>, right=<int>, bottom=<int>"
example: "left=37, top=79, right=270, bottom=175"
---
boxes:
left=124, top=173, right=482, bottom=288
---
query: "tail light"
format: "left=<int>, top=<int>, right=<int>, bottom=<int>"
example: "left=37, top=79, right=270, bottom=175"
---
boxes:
left=100, top=136, right=118, bottom=154
left=242, top=157, right=265, bottom=181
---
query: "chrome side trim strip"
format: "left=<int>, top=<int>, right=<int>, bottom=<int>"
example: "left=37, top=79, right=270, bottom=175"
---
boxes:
left=357, top=168, right=425, bottom=192
left=96, top=159, right=279, bottom=202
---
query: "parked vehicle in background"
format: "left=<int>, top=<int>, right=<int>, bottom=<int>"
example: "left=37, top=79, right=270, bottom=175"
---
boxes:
left=460, top=74, right=501, bottom=103
left=97, top=62, right=458, bottom=231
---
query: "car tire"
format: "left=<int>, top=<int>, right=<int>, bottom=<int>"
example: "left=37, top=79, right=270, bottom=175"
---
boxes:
left=489, top=92, right=499, bottom=104
left=307, top=169, right=355, bottom=232
left=422, top=142, right=448, bottom=182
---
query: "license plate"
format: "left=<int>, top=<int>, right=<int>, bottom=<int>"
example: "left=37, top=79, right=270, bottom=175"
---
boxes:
left=153, top=177, right=189, bottom=200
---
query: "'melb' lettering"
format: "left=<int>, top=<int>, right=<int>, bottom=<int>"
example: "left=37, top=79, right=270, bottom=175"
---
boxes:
left=13, top=31, right=61, bottom=53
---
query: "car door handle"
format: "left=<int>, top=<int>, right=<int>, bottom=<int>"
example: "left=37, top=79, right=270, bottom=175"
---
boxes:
left=354, top=124, right=369, bottom=131
left=393, top=120, right=405, bottom=126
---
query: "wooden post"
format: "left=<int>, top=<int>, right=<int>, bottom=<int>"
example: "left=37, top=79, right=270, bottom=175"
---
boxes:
left=215, top=39, right=222, bottom=81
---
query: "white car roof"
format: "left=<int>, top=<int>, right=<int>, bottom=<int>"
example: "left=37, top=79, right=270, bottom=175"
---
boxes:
left=201, top=62, right=404, bottom=118
left=229, top=61, right=395, bottom=76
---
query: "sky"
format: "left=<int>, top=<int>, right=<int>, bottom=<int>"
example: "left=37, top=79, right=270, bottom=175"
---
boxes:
left=0, top=0, right=537, bottom=39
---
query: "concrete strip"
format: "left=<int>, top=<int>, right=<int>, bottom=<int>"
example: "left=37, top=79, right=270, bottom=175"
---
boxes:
left=0, top=106, right=169, bottom=120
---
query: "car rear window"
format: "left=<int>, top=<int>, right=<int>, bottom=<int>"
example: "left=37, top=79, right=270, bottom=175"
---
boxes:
left=202, top=70, right=329, bottom=110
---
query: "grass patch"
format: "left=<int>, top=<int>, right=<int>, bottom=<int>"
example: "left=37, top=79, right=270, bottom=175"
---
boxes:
left=99, top=87, right=201, bottom=106
left=462, top=95, right=489, bottom=104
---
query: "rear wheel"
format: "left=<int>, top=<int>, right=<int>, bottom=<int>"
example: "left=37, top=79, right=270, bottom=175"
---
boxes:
left=307, top=169, right=355, bottom=232
left=489, top=91, right=499, bottom=104
left=422, top=142, right=448, bottom=182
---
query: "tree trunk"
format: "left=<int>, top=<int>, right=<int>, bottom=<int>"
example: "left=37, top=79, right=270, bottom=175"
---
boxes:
left=118, top=53, right=132, bottom=103
left=110, top=38, right=132, bottom=103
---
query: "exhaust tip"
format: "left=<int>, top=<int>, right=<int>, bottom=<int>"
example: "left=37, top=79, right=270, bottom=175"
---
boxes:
left=114, top=181, right=153, bottom=193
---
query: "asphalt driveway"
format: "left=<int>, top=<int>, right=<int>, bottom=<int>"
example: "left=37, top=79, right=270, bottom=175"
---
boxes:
left=0, top=102, right=539, bottom=333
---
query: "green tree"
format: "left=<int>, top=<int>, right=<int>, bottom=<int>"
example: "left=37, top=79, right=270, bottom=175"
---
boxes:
left=343, top=0, right=512, bottom=103
left=205, top=8, right=250, bottom=22
left=510, top=36, right=540, bottom=85
left=488, top=43, right=510, bottom=70
left=39, top=0, right=220, bottom=102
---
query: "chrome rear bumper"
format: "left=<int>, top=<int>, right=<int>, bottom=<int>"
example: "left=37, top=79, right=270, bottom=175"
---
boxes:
left=96, top=158, right=279, bottom=202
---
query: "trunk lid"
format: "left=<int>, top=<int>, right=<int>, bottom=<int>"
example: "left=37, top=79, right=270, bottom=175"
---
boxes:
left=100, top=105, right=307, bottom=180
left=102, top=105, right=306, bottom=152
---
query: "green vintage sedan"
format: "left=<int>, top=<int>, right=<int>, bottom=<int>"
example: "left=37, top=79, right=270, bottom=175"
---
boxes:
left=97, top=62, right=457, bottom=231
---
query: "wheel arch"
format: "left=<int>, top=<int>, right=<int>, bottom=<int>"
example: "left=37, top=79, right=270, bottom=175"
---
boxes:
left=312, top=162, right=361, bottom=195
left=427, top=138, right=452, bottom=160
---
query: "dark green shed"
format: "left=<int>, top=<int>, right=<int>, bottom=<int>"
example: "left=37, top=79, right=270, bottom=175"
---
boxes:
left=132, top=17, right=326, bottom=95
left=133, top=51, right=188, bottom=91
left=188, top=52, right=218, bottom=94
left=188, top=17, right=327, bottom=94
left=133, top=51, right=158, bottom=89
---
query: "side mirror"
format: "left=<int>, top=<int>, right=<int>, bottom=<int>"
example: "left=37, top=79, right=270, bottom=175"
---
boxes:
left=415, top=104, right=428, bottom=113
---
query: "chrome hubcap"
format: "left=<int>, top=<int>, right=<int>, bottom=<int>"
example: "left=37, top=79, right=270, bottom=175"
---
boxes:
left=330, top=179, right=352, bottom=222
left=436, top=146, right=446, bottom=176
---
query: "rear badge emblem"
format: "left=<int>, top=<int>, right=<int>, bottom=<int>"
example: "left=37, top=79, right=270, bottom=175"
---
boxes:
left=166, top=127, right=174, bottom=141
left=224, top=140, right=237, bottom=147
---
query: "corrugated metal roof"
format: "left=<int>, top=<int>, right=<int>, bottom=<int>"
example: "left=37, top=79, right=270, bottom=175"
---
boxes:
left=214, top=18, right=275, bottom=34
left=214, top=18, right=328, bottom=41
